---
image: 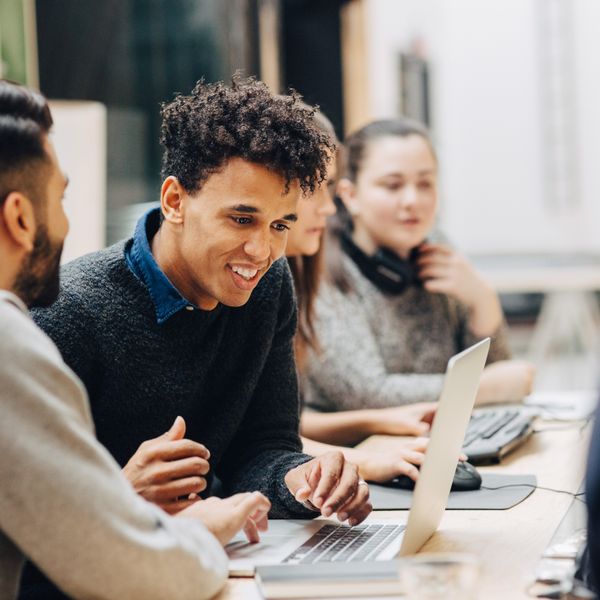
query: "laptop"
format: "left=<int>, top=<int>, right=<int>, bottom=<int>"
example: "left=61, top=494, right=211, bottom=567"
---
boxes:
left=226, top=337, right=491, bottom=576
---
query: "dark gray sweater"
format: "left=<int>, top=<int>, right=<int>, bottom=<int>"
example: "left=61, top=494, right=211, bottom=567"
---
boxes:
left=32, top=240, right=313, bottom=520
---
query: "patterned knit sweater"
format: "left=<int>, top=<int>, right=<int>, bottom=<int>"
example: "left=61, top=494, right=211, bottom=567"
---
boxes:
left=32, top=241, right=314, bottom=520
left=303, top=252, right=511, bottom=411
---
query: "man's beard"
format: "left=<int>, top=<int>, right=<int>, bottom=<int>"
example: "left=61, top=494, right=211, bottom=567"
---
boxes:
left=13, top=223, right=63, bottom=308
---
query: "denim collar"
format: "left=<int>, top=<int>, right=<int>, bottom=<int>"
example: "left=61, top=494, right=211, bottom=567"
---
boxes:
left=125, top=207, right=197, bottom=325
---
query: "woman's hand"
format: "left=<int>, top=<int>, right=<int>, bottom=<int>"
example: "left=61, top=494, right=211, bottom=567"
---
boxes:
left=350, top=438, right=429, bottom=483
left=364, top=402, right=437, bottom=436
left=417, top=243, right=503, bottom=336
left=476, top=360, right=536, bottom=405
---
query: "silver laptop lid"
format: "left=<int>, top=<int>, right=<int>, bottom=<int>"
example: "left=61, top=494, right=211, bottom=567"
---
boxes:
left=399, top=337, right=490, bottom=556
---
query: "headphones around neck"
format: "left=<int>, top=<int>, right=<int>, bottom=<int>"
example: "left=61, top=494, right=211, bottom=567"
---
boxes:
left=340, top=230, right=421, bottom=295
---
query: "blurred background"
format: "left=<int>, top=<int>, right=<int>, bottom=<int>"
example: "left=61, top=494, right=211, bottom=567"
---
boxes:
left=2, top=0, right=600, bottom=387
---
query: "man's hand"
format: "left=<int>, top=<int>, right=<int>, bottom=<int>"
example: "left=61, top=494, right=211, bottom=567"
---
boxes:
left=122, top=416, right=210, bottom=514
left=365, top=403, right=437, bottom=436
left=177, top=491, right=271, bottom=545
left=285, top=452, right=372, bottom=526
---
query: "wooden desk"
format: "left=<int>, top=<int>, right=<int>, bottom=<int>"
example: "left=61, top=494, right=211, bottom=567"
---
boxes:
left=215, top=422, right=591, bottom=599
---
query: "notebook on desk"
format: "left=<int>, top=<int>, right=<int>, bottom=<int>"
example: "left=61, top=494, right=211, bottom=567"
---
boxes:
left=226, top=338, right=490, bottom=576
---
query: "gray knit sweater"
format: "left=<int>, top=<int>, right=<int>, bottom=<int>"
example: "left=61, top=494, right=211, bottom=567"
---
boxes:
left=32, top=242, right=313, bottom=520
left=0, top=291, right=228, bottom=600
left=303, top=253, right=511, bottom=411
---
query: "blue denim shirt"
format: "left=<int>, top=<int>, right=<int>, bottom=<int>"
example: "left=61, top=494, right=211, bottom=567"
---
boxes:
left=125, top=207, right=196, bottom=324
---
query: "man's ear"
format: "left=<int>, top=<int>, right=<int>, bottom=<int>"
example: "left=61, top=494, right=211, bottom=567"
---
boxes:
left=160, top=176, right=186, bottom=225
left=336, top=178, right=360, bottom=217
left=1, top=192, right=37, bottom=252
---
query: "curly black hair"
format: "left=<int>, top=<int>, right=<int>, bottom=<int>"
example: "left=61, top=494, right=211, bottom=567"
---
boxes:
left=160, top=75, right=334, bottom=195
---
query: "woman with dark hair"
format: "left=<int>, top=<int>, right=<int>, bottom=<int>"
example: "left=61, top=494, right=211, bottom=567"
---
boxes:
left=286, top=110, right=435, bottom=484
left=300, top=118, right=535, bottom=446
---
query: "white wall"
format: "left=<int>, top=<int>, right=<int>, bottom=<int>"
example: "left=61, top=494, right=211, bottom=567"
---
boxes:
left=573, top=0, right=600, bottom=252
left=434, top=0, right=545, bottom=254
left=49, top=101, right=106, bottom=262
left=364, top=0, right=600, bottom=255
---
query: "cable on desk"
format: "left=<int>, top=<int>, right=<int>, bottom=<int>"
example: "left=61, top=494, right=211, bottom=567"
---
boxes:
left=481, top=483, right=586, bottom=502
left=532, top=416, right=594, bottom=436
left=533, top=426, right=584, bottom=433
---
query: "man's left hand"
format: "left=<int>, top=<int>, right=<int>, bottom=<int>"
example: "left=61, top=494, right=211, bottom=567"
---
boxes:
left=284, top=451, right=372, bottom=526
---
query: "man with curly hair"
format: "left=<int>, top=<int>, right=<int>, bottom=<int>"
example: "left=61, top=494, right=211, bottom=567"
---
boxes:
left=30, top=77, right=371, bottom=584
left=1, top=79, right=273, bottom=600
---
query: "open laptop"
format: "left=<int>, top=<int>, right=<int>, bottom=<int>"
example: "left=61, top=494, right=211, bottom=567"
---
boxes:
left=227, top=337, right=491, bottom=575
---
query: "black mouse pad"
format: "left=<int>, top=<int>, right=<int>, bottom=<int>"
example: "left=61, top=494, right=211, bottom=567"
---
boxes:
left=369, top=473, right=537, bottom=510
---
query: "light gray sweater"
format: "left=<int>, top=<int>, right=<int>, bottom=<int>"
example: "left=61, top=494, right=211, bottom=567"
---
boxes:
left=0, top=291, right=228, bottom=600
left=303, top=254, right=511, bottom=411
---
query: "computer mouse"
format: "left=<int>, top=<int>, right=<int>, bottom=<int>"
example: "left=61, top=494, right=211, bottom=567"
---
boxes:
left=451, top=461, right=482, bottom=491
left=386, top=461, right=482, bottom=492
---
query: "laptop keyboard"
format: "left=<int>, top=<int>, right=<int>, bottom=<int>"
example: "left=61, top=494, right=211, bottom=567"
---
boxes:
left=282, top=523, right=405, bottom=565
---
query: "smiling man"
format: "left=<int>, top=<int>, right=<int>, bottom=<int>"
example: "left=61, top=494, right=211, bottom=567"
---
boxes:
left=151, top=159, right=299, bottom=312
left=1, top=79, right=280, bottom=600
left=30, top=77, right=371, bottom=547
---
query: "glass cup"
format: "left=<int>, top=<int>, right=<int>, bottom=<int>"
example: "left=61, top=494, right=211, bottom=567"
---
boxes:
left=400, top=553, right=481, bottom=600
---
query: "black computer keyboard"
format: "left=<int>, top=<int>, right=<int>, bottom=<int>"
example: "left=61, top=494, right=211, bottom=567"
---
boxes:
left=462, top=407, right=535, bottom=465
